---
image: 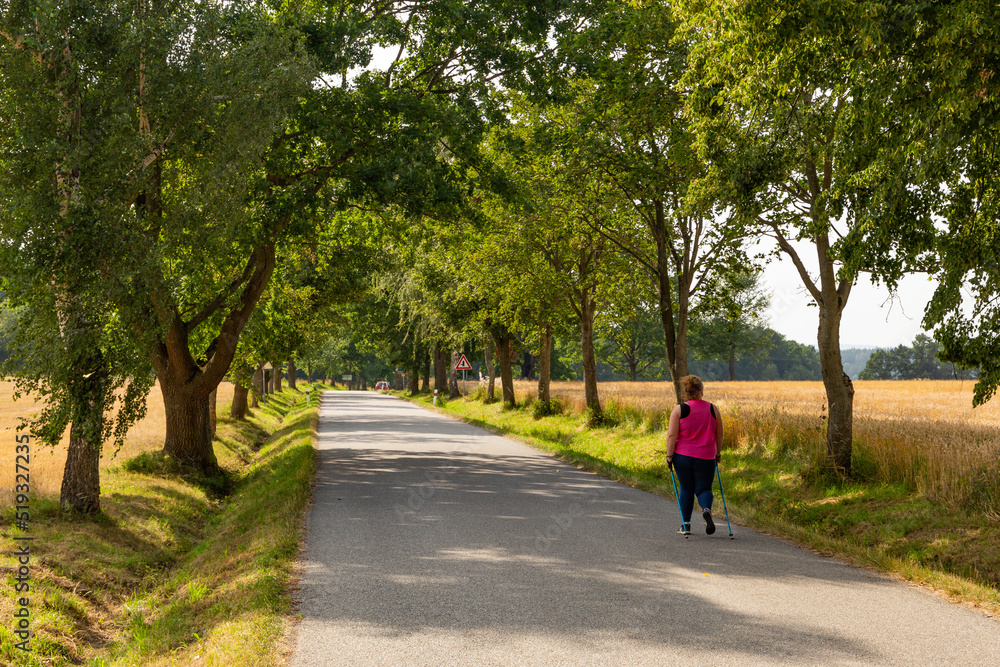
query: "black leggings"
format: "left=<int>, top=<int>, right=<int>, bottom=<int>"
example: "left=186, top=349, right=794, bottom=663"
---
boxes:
left=673, top=453, right=715, bottom=524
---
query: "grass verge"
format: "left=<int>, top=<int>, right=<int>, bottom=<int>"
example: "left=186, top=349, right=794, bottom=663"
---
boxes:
left=400, top=390, right=1000, bottom=618
left=0, top=383, right=324, bottom=665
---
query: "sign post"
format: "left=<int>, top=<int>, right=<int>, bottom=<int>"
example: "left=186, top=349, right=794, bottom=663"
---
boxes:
left=455, top=354, right=473, bottom=395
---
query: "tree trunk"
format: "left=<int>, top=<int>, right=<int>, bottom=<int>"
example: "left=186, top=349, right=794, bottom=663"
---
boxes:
left=629, top=361, right=638, bottom=382
left=449, top=350, right=461, bottom=398
left=60, top=368, right=109, bottom=514
left=729, top=344, right=736, bottom=382
left=62, top=421, right=102, bottom=513
left=306, top=361, right=312, bottom=383
left=485, top=336, right=496, bottom=402
left=161, top=380, right=217, bottom=472
left=153, top=243, right=275, bottom=472
left=407, top=368, right=420, bottom=394
left=208, top=387, right=218, bottom=436
left=521, top=351, right=535, bottom=380
left=580, top=290, right=602, bottom=420
left=434, top=343, right=449, bottom=394
left=538, top=323, right=552, bottom=410
left=651, top=200, right=686, bottom=403
left=817, top=285, right=854, bottom=474
left=494, top=332, right=516, bottom=407
left=53, top=40, right=103, bottom=514
left=155, top=329, right=219, bottom=472
left=231, top=382, right=249, bottom=419
left=288, top=359, right=296, bottom=391
left=421, top=350, right=431, bottom=392
left=273, top=362, right=282, bottom=392
left=251, top=367, right=261, bottom=408
left=674, top=258, right=692, bottom=386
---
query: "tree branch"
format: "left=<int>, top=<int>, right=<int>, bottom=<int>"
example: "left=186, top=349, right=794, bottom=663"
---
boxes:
left=185, top=253, right=260, bottom=332
left=193, top=243, right=277, bottom=397
left=265, top=148, right=355, bottom=187
left=767, top=219, right=822, bottom=303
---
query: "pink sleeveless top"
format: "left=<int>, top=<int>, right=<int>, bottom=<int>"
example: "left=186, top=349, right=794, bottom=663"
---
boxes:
left=675, top=399, right=718, bottom=460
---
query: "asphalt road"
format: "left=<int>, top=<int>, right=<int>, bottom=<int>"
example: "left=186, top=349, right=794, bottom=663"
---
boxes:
left=290, top=391, right=1000, bottom=666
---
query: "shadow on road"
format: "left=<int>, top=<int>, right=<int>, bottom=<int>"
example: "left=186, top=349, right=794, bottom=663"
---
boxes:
left=294, top=393, right=889, bottom=663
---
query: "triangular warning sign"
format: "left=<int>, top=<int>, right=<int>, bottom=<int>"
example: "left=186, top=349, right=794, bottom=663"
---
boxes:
left=455, top=354, right=473, bottom=371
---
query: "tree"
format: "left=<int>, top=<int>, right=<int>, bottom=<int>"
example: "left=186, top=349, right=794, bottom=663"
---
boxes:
left=0, top=1, right=158, bottom=511
left=556, top=6, right=743, bottom=402
left=681, top=0, right=936, bottom=473
left=597, top=299, right=667, bottom=382
left=467, top=166, right=575, bottom=412
left=691, top=269, right=772, bottom=381
left=482, top=97, right=630, bottom=421
left=840, top=1, right=1000, bottom=402
left=921, top=90, right=1000, bottom=404
left=4, top=0, right=583, bottom=474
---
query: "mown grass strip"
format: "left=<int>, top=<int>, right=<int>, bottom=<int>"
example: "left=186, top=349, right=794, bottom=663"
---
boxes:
left=0, top=383, right=324, bottom=666
left=401, top=391, right=1000, bottom=618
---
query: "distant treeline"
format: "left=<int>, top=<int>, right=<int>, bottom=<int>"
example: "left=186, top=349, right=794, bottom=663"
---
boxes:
left=859, top=334, right=977, bottom=381
left=519, top=327, right=829, bottom=383
left=504, top=329, right=973, bottom=383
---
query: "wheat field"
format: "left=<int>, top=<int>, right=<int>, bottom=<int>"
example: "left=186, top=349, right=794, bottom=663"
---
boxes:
left=0, top=381, right=234, bottom=504
left=512, top=379, right=1000, bottom=507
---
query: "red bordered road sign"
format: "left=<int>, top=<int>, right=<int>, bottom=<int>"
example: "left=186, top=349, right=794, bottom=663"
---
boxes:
left=455, top=354, right=473, bottom=371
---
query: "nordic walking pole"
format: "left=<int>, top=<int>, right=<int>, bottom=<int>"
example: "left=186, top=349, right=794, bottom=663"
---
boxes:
left=715, top=464, right=734, bottom=539
left=668, top=466, right=689, bottom=538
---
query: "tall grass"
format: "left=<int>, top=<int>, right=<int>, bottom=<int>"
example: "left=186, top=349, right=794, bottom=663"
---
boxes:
left=508, top=379, right=1000, bottom=511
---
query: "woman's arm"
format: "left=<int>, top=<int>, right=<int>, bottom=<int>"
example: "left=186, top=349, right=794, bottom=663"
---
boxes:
left=666, top=405, right=681, bottom=464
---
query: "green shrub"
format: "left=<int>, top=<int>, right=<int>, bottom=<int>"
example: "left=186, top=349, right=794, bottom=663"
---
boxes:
left=532, top=396, right=564, bottom=418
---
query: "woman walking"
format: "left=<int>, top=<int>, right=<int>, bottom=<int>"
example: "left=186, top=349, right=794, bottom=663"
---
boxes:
left=666, top=375, right=724, bottom=535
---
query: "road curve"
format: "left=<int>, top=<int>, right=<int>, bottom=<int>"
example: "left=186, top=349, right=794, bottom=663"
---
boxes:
left=290, top=391, right=1000, bottom=666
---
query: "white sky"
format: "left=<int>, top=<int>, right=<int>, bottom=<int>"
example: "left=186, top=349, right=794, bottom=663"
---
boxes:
left=762, top=240, right=937, bottom=349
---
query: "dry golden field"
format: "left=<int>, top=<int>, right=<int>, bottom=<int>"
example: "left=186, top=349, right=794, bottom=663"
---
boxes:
left=513, top=379, right=1000, bottom=507
left=0, top=381, right=234, bottom=504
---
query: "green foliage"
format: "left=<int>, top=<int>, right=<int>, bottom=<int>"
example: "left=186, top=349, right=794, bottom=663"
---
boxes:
left=0, top=301, right=17, bottom=364
left=532, top=395, right=563, bottom=418
left=924, top=134, right=1000, bottom=403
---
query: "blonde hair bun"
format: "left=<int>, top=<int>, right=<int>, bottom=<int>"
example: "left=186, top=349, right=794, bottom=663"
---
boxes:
left=679, top=375, right=704, bottom=400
